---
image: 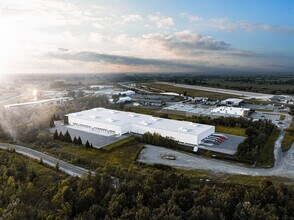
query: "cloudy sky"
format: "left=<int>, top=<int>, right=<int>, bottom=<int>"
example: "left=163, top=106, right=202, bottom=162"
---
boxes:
left=0, top=0, right=293, bottom=74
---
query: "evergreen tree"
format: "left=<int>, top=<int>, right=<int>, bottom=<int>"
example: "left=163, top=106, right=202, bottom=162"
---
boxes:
left=90, top=143, right=93, bottom=148
left=77, top=136, right=82, bottom=145
left=85, top=140, right=90, bottom=148
left=59, top=131, right=64, bottom=141
left=53, top=130, right=59, bottom=140
left=73, top=137, right=78, bottom=145
left=64, top=130, right=72, bottom=143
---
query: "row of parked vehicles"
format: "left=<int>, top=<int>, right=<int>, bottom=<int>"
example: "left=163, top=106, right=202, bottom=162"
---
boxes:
left=202, top=134, right=228, bottom=146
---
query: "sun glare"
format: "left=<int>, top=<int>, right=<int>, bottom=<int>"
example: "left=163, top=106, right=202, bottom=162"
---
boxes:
left=32, top=89, right=38, bottom=97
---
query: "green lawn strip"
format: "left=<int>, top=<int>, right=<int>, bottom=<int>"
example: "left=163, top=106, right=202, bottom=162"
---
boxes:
left=255, top=128, right=280, bottom=168
left=280, top=115, right=286, bottom=120
left=144, top=83, right=240, bottom=100
left=215, top=125, right=246, bottom=136
left=282, top=117, right=294, bottom=152
left=101, top=136, right=136, bottom=151
left=282, top=131, right=294, bottom=152
left=123, top=106, right=158, bottom=115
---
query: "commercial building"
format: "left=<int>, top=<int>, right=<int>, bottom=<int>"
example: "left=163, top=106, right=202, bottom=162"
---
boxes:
left=4, top=97, right=74, bottom=110
left=162, top=104, right=251, bottom=118
left=220, top=98, right=244, bottom=107
left=64, top=108, right=215, bottom=146
left=211, top=106, right=251, bottom=117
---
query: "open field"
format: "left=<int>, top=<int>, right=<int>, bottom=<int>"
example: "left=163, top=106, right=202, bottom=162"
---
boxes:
left=43, top=140, right=143, bottom=170
left=143, top=83, right=240, bottom=100
left=215, top=125, right=246, bottom=136
left=256, top=128, right=280, bottom=168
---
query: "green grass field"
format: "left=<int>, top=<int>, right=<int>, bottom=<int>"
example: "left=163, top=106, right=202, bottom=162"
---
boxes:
left=144, top=83, right=240, bottom=100
left=256, top=128, right=280, bottom=168
left=215, top=125, right=246, bottom=136
left=44, top=140, right=143, bottom=170
left=282, top=131, right=294, bottom=152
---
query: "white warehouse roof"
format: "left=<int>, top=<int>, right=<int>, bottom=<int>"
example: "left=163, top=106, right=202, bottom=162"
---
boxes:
left=221, top=98, right=244, bottom=104
left=66, top=107, right=214, bottom=137
left=211, top=106, right=250, bottom=116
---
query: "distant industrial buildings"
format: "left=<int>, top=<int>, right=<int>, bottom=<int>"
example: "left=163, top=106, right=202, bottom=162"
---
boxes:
left=65, top=108, right=215, bottom=146
left=162, top=103, right=251, bottom=118
left=4, top=97, right=74, bottom=110
left=89, top=85, right=113, bottom=90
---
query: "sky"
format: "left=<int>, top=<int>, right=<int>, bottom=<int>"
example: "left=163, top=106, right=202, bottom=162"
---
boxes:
left=0, top=0, right=293, bottom=75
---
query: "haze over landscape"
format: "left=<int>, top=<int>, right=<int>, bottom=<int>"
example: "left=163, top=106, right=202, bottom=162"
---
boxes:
left=0, top=1, right=294, bottom=219
left=0, top=0, right=293, bottom=75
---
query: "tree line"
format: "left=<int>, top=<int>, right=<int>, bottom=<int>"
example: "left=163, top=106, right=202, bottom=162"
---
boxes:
left=53, top=130, right=93, bottom=148
left=0, top=150, right=293, bottom=219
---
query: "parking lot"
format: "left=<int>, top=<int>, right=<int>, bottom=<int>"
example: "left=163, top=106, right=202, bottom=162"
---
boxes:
left=251, top=112, right=280, bottom=123
left=50, top=121, right=130, bottom=148
left=197, top=134, right=245, bottom=155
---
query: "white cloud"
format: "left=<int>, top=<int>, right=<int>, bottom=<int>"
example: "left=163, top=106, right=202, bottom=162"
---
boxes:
left=148, top=15, right=174, bottom=28
left=120, top=14, right=143, bottom=24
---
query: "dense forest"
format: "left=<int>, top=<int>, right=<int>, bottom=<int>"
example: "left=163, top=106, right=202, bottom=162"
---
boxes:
left=0, top=150, right=293, bottom=219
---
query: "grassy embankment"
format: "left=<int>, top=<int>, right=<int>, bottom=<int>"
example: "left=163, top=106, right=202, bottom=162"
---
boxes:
left=143, top=83, right=240, bottom=100
left=43, top=137, right=143, bottom=170
left=255, top=128, right=280, bottom=168
left=281, top=117, right=294, bottom=152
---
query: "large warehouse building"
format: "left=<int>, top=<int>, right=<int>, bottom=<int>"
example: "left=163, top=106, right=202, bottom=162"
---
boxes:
left=64, top=108, right=215, bottom=146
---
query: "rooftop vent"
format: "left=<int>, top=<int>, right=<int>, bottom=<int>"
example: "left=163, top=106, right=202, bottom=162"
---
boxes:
left=90, top=115, right=100, bottom=119
left=178, top=127, right=189, bottom=132
left=106, top=118, right=117, bottom=122
left=150, top=117, right=160, bottom=121
left=188, top=122, right=198, bottom=127
left=140, top=121, right=150, bottom=126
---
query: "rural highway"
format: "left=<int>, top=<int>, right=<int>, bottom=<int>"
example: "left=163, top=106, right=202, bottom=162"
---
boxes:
left=157, top=82, right=282, bottom=99
left=0, top=143, right=90, bottom=177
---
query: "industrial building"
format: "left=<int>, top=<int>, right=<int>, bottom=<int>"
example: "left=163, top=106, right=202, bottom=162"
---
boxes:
left=211, top=106, right=251, bottom=117
left=94, top=89, right=135, bottom=96
left=220, top=98, right=244, bottom=107
left=64, top=108, right=215, bottom=146
left=162, top=104, right=251, bottom=118
left=89, top=85, right=113, bottom=90
left=4, top=97, right=74, bottom=110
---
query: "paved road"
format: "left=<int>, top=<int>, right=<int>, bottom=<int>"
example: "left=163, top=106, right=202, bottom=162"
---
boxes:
left=0, top=143, right=90, bottom=177
left=158, top=82, right=293, bottom=100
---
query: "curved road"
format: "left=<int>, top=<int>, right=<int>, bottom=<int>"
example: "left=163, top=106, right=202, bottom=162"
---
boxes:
left=0, top=143, right=90, bottom=177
